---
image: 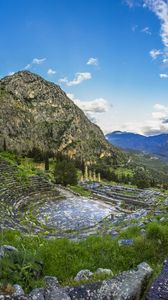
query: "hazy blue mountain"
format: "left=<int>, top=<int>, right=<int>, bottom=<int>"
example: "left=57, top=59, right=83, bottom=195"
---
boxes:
left=106, top=131, right=168, bottom=161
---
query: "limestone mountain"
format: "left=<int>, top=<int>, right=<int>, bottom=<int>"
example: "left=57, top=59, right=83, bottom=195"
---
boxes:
left=0, top=71, right=125, bottom=163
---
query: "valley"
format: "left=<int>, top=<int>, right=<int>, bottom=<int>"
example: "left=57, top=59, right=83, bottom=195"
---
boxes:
left=0, top=72, right=168, bottom=299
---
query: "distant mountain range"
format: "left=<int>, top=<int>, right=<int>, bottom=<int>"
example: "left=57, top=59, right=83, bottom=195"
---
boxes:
left=106, top=131, right=168, bottom=161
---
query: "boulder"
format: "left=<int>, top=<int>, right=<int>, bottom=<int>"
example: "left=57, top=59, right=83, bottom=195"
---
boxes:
left=74, top=269, right=93, bottom=281
left=95, top=268, right=113, bottom=276
left=146, top=258, right=168, bottom=300
left=13, top=285, right=24, bottom=297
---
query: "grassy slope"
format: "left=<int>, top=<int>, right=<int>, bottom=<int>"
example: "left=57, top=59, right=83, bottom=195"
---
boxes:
left=1, top=221, right=168, bottom=292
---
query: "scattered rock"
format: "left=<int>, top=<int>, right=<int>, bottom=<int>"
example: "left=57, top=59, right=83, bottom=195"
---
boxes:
left=138, top=222, right=145, bottom=228
left=118, top=239, right=134, bottom=246
left=0, top=245, right=18, bottom=258
left=164, top=198, right=168, bottom=205
left=13, top=285, right=24, bottom=297
left=160, top=217, right=166, bottom=222
left=107, top=229, right=119, bottom=238
left=74, top=269, right=93, bottom=281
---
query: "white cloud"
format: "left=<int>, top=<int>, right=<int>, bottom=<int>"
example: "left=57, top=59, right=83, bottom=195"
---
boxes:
left=67, top=93, right=112, bottom=125
left=59, top=72, right=92, bottom=86
left=47, top=68, right=56, bottom=75
left=24, top=57, right=46, bottom=70
left=144, top=0, right=168, bottom=53
left=87, top=57, right=99, bottom=66
left=123, top=103, right=168, bottom=135
left=67, top=93, right=109, bottom=113
left=159, top=73, right=168, bottom=78
left=143, top=103, right=168, bottom=134
left=154, top=103, right=168, bottom=110
left=141, top=26, right=152, bottom=35
left=149, top=49, right=162, bottom=59
left=163, top=58, right=168, bottom=63
left=8, top=72, right=14, bottom=76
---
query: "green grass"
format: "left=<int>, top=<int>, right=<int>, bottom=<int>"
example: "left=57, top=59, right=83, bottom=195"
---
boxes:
left=1, top=221, right=168, bottom=292
left=69, top=185, right=92, bottom=197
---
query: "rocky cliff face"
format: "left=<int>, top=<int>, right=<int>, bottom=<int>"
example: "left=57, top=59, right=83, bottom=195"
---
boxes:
left=0, top=71, right=124, bottom=162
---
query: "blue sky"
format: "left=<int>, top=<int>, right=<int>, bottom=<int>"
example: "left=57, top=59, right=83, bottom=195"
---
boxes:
left=1, top=0, right=168, bottom=135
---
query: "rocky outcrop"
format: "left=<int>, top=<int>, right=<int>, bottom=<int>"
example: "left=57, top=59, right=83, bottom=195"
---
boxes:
left=66, top=262, right=153, bottom=300
left=146, top=258, right=168, bottom=300
left=0, top=262, right=153, bottom=300
left=0, top=71, right=125, bottom=163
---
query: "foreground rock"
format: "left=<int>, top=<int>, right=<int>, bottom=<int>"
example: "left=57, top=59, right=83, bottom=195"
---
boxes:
left=66, top=262, right=153, bottom=300
left=0, top=262, right=152, bottom=299
left=146, top=258, right=168, bottom=300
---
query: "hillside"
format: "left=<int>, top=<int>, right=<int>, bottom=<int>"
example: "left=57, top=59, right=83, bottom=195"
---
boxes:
left=0, top=71, right=125, bottom=163
left=106, top=131, right=168, bottom=161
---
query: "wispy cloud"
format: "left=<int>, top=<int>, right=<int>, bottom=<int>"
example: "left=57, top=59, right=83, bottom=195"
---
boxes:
left=132, top=25, right=138, bottom=32
left=141, top=26, right=152, bottom=35
left=47, top=68, right=56, bottom=75
left=124, top=0, right=135, bottom=7
left=125, top=1, right=168, bottom=60
left=124, top=0, right=142, bottom=8
left=87, top=57, right=99, bottom=66
left=25, top=57, right=46, bottom=70
left=149, top=49, right=162, bottom=59
left=8, top=72, right=15, bottom=76
left=59, top=72, right=92, bottom=86
left=159, top=73, right=168, bottom=78
left=144, top=0, right=168, bottom=54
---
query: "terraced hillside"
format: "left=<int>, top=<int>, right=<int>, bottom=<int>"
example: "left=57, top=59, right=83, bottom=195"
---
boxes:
left=0, top=158, right=61, bottom=234
left=1, top=154, right=168, bottom=242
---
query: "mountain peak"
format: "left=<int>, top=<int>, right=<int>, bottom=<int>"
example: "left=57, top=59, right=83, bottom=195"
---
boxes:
left=0, top=72, right=125, bottom=163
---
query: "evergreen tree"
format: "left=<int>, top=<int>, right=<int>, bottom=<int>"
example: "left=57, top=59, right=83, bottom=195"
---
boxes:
left=54, top=160, right=78, bottom=186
